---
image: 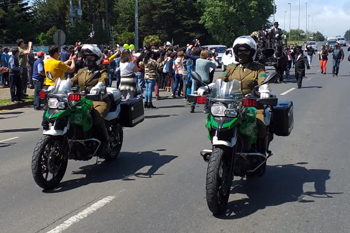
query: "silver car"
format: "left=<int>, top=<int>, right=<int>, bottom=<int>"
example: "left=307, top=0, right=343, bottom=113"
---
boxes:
left=337, top=37, right=347, bottom=46
left=306, top=41, right=317, bottom=51
left=202, top=45, right=227, bottom=68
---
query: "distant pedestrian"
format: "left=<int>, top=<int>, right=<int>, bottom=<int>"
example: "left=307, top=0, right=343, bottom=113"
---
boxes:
left=319, top=45, right=328, bottom=74
left=27, top=47, right=35, bottom=89
left=172, top=50, right=184, bottom=98
left=119, top=49, right=138, bottom=98
left=16, top=39, right=32, bottom=98
left=32, top=51, right=45, bottom=110
left=1, top=47, right=10, bottom=87
left=330, top=42, right=344, bottom=77
left=304, top=44, right=315, bottom=66
left=294, top=46, right=310, bottom=89
left=8, top=48, right=22, bottom=102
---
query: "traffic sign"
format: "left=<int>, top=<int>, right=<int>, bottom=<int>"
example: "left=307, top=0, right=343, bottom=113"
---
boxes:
left=53, top=29, right=66, bottom=46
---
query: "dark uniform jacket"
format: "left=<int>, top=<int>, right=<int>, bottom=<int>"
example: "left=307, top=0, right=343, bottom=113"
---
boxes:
left=294, top=54, right=309, bottom=77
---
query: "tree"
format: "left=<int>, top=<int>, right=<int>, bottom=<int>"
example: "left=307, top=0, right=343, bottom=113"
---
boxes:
left=289, top=29, right=305, bottom=41
left=344, top=30, right=350, bottom=41
left=313, top=31, right=325, bottom=42
left=143, top=35, right=161, bottom=47
left=199, top=0, right=274, bottom=45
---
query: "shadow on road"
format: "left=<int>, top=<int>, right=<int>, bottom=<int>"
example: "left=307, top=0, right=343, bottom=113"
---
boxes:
left=0, top=128, right=40, bottom=133
left=157, top=105, right=186, bottom=109
left=0, top=142, right=16, bottom=148
left=45, top=150, right=177, bottom=193
left=0, top=116, right=19, bottom=120
left=145, top=114, right=178, bottom=119
left=301, top=86, right=323, bottom=89
left=0, top=111, right=24, bottom=115
left=218, top=163, right=341, bottom=219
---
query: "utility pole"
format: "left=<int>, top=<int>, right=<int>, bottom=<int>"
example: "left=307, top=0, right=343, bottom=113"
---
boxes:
left=135, top=0, right=139, bottom=50
left=305, top=2, right=308, bottom=36
left=288, top=3, right=291, bottom=42
left=104, top=0, right=110, bottom=40
left=298, top=0, right=300, bottom=30
left=284, top=11, right=287, bottom=30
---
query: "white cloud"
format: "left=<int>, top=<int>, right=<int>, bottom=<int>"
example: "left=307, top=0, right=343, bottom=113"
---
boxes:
left=274, top=0, right=350, bottom=37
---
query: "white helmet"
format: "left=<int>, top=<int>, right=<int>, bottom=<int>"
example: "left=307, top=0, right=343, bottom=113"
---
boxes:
left=81, top=44, right=103, bottom=65
left=232, top=36, right=257, bottom=56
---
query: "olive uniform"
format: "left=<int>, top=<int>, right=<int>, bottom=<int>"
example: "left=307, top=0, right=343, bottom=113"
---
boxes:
left=221, top=62, right=267, bottom=139
left=71, top=68, right=110, bottom=125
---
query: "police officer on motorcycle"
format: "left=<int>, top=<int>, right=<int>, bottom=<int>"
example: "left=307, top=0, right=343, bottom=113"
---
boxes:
left=220, top=36, right=271, bottom=141
left=70, top=44, right=111, bottom=156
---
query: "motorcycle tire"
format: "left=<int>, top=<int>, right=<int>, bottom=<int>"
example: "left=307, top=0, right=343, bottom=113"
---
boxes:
left=105, top=124, right=123, bottom=161
left=31, top=135, right=68, bottom=190
left=206, top=146, right=233, bottom=216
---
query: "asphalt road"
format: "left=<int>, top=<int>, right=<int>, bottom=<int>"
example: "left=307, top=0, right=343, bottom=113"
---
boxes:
left=1, top=55, right=350, bottom=233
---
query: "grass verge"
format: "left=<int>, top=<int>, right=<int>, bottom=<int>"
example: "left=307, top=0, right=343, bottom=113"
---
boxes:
left=0, top=95, right=34, bottom=107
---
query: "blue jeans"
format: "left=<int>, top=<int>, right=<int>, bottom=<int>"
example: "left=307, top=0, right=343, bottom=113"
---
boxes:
left=333, top=59, right=341, bottom=75
left=145, top=79, right=155, bottom=103
left=33, top=80, right=44, bottom=109
left=307, top=55, right=313, bottom=66
left=136, top=72, right=144, bottom=97
left=108, top=69, right=115, bottom=87
left=173, top=74, right=183, bottom=96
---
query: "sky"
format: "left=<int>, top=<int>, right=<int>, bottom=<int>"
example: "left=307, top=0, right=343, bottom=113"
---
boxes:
left=272, top=0, right=350, bottom=38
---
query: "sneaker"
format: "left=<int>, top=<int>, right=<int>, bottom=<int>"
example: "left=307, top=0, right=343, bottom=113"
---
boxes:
left=171, top=94, right=176, bottom=98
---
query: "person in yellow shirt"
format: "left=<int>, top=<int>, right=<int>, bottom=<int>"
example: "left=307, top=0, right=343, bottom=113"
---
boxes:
left=44, top=45, right=75, bottom=86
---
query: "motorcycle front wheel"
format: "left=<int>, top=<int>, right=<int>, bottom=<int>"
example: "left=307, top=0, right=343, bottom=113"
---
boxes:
left=31, top=135, right=68, bottom=190
left=105, top=123, right=123, bottom=160
left=206, top=146, right=233, bottom=216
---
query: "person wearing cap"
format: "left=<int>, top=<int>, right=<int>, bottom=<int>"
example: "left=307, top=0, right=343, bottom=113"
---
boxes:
left=270, top=22, right=283, bottom=48
left=32, top=51, right=46, bottom=110
left=16, top=39, right=32, bottom=97
left=8, top=48, right=22, bottom=103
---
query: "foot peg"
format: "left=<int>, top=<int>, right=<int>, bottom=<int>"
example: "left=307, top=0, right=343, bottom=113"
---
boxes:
left=200, top=149, right=212, bottom=162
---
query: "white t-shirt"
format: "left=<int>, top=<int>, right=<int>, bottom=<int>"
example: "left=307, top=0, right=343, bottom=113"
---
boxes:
left=120, top=62, right=134, bottom=76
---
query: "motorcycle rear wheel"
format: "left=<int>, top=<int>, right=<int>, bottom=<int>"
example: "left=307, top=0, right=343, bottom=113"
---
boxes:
left=206, top=146, right=233, bottom=216
left=31, top=135, right=68, bottom=190
left=105, top=124, right=123, bottom=160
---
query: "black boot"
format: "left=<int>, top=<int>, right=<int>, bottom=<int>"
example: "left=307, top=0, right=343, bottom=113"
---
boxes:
left=97, top=120, right=109, bottom=157
left=144, top=102, right=149, bottom=108
left=148, top=102, right=157, bottom=109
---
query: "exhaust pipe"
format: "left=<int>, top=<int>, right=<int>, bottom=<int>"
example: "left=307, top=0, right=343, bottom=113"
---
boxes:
left=200, top=149, right=212, bottom=162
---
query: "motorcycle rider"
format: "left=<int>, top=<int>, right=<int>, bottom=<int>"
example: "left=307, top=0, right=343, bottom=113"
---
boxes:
left=70, top=44, right=111, bottom=156
left=200, top=36, right=271, bottom=142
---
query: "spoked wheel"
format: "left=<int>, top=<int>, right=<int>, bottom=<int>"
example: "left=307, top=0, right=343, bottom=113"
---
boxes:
left=206, top=146, right=233, bottom=216
left=31, top=135, right=68, bottom=190
left=105, top=123, right=123, bottom=160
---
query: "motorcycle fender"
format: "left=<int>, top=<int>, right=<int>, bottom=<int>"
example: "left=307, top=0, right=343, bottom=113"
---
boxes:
left=212, top=135, right=237, bottom=148
left=43, top=122, right=70, bottom=136
left=105, top=104, right=121, bottom=121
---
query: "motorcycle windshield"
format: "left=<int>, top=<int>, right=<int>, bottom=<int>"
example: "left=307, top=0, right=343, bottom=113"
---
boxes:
left=211, top=79, right=243, bottom=99
left=51, top=78, right=72, bottom=95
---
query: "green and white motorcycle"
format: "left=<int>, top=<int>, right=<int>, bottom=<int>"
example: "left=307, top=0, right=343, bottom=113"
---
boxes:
left=190, top=71, right=280, bottom=216
left=31, top=76, right=123, bottom=190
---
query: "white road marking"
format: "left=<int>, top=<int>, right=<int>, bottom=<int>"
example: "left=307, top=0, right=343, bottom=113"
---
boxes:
left=47, top=195, right=117, bottom=233
left=280, top=88, right=296, bottom=96
left=0, top=137, right=19, bottom=143
left=307, top=77, right=314, bottom=81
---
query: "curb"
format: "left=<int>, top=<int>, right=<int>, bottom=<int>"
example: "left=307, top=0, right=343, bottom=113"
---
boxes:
left=0, top=101, right=33, bottom=111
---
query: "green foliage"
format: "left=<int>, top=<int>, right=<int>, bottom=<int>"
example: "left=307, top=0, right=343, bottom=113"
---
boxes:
left=199, top=0, right=274, bottom=46
left=344, top=30, right=350, bottom=41
left=117, top=31, right=135, bottom=45
left=289, top=29, right=306, bottom=41
left=143, top=35, right=161, bottom=47
left=313, top=31, right=325, bottom=41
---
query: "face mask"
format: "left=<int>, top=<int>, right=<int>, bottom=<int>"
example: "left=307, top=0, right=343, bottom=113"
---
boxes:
left=238, top=54, right=252, bottom=64
left=84, top=59, right=96, bottom=70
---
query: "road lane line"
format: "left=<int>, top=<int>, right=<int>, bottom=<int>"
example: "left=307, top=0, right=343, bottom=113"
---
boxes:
left=280, top=88, right=296, bottom=96
left=47, top=195, right=116, bottom=233
left=0, top=137, right=19, bottom=143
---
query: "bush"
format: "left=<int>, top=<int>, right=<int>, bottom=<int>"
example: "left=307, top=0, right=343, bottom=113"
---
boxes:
left=143, top=35, right=161, bottom=47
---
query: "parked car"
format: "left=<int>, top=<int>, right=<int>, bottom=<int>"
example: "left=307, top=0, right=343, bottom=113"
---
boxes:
left=221, top=48, right=238, bottom=71
left=336, top=37, right=347, bottom=46
left=327, top=40, right=337, bottom=49
left=306, top=41, right=317, bottom=51
left=202, top=45, right=227, bottom=68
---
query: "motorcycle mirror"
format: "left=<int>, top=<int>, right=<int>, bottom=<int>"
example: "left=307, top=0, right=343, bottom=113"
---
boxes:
left=191, top=71, right=207, bottom=87
left=46, top=71, right=54, bottom=81
left=260, top=72, right=278, bottom=86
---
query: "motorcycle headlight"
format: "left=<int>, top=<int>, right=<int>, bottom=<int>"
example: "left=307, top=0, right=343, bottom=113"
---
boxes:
left=211, top=104, right=227, bottom=117
left=48, top=98, right=66, bottom=109
left=48, top=98, right=59, bottom=108
left=225, top=109, right=238, bottom=117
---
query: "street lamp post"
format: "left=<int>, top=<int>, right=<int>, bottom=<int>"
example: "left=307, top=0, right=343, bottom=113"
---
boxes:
left=288, top=3, right=291, bottom=42
left=305, top=2, right=308, bottom=35
left=135, top=0, right=139, bottom=50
